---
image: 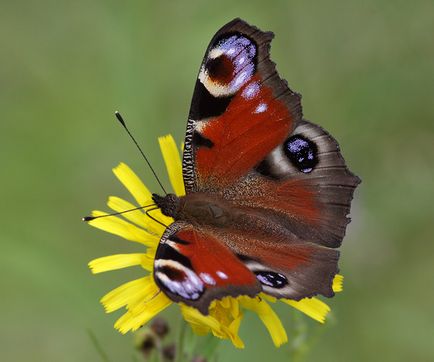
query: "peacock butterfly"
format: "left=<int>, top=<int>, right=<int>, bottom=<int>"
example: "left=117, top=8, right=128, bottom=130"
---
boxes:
left=151, top=18, right=360, bottom=314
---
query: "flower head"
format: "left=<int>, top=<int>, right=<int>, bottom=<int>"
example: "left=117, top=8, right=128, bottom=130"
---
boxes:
left=87, top=135, right=343, bottom=348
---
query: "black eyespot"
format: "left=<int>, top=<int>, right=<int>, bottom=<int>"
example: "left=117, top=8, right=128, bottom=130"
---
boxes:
left=158, top=265, right=186, bottom=281
left=154, top=263, right=204, bottom=301
left=283, top=135, right=318, bottom=173
left=255, top=271, right=288, bottom=288
left=205, top=55, right=234, bottom=84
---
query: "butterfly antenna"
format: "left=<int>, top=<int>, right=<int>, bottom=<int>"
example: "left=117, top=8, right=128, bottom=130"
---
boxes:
left=82, top=203, right=156, bottom=222
left=115, top=111, right=167, bottom=195
left=145, top=207, right=168, bottom=228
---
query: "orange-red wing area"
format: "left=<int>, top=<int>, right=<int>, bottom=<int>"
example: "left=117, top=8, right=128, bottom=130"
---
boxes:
left=154, top=224, right=260, bottom=314
left=229, top=176, right=351, bottom=249
left=175, top=228, right=258, bottom=288
left=196, top=78, right=292, bottom=188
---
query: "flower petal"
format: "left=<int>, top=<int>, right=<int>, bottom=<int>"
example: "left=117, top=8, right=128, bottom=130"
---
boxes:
left=158, top=135, right=185, bottom=196
left=332, top=274, right=344, bottom=292
left=281, top=297, right=330, bottom=324
left=188, top=323, right=211, bottom=336
left=88, top=211, right=158, bottom=246
left=239, top=296, right=287, bottom=347
left=114, top=286, right=172, bottom=333
left=262, top=275, right=344, bottom=324
left=88, top=253, right=153, bottom=274
left=113, top=163, right=153, bottom=205
left=260, top=293, right=277, bottom=303
left=180, top=302, right=245, bottom=348
left=228, top=298, right=240, bottom=319
left=227, top=314, right=244, bottom=347
left=146, top=207, right=175, bottom=229
left=107, top=196, right=166, bottom=236
left=181, top=304, right=221, bottom=334
left=101, top=276, right=153, bottom=313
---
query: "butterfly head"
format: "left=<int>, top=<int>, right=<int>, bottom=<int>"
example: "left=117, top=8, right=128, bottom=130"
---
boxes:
left=152, top=193, right=180, bottom=218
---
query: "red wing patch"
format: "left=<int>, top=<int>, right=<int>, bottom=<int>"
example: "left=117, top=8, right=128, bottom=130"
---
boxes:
left=182, top=19, right=302, bottom=193
left=196, top=76, right=292, bottom=188
left=245, top=178, right=321, bottom=224
left=153, top=224, right=260, bottom=314
left=175, top=228, right=258, bottom=287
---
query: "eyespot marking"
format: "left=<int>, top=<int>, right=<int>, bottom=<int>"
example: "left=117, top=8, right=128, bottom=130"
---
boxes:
left=205, top=55, right=234, bottom=84
left=283, top=135, right=318, bottom=173
left=199, top=34, right=257, bottom=97
left=255, top=271, right=288, bottom=288
left=154, top=260, right=204, bottom=301
left=158, top=265, right=185, bottom=281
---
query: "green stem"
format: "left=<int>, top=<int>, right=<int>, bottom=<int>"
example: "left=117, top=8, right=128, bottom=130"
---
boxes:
left=86, top=328, right=111, bottom=362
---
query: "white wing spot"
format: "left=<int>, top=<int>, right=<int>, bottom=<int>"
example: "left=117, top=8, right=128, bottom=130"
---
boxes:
left=200, top=272, right=216, bottom=285
left=254, top=103, right=268, bottom=114
left=234, top=71, right=247, bottom=88
left=242, top=82, right=260, bottom=99
left=216, top=271, right=228, bottom=279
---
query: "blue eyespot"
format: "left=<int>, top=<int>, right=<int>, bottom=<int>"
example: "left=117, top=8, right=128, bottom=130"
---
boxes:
left=283, top=135, right=318, bottom=173
left=255, top=271, right=288, bottom=288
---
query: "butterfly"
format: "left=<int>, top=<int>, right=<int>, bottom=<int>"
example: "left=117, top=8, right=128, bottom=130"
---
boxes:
left=151, top=18, right=360, bottom=315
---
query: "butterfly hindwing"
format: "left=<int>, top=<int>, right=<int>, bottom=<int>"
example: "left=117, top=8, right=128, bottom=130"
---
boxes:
left=211, top=227, right=340, bottom=300
left=229, top=119, right=361, bottom=249
left=153, top=222, right=261, bottom=314
left=154, top=222, right=340, bottom=306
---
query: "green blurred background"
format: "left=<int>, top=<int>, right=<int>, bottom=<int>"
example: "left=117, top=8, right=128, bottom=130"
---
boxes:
left=2, top=0, right=433, bottom=361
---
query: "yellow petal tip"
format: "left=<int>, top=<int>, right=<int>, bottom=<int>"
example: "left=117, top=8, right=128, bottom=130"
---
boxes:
left=332, top=274, right=344, bottom=293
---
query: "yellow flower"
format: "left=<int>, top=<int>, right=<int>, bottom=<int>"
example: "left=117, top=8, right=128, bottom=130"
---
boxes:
left=87, top=134, right=344, bottom=348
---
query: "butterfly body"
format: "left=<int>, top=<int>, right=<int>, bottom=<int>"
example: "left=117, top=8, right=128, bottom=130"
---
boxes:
left=152, top=19, right=360, bottom=315
left=154, top=192, right=272, bottom=231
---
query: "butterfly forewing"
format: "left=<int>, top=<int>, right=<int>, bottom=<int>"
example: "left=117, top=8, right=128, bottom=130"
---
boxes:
left=183, top=18, right=302, bottom=192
